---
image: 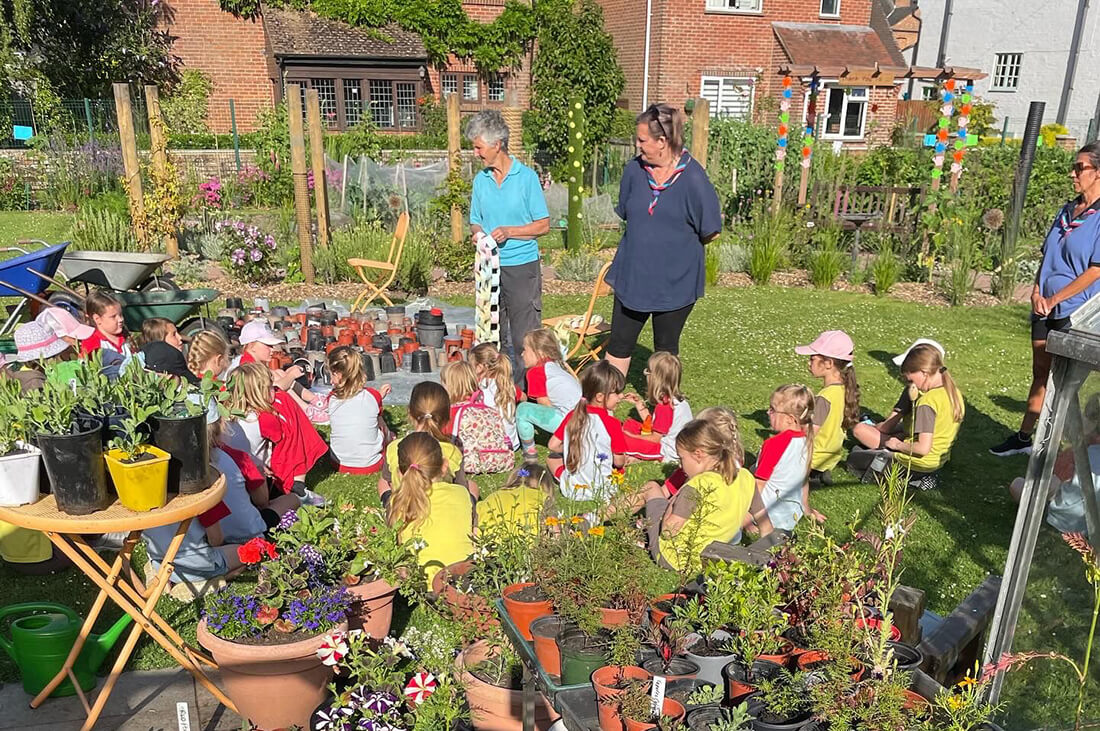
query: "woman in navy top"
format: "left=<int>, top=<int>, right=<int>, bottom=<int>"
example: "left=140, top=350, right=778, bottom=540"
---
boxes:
left=991, top=141, right=1100, bottom=457
left=604, top=104, right=722, bottom=377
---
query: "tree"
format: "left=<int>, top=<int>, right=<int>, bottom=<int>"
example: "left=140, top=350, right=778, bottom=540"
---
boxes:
left=529, top=0, right=624, bottom=165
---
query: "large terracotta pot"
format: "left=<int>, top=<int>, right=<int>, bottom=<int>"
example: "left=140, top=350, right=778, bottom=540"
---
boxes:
left=623, top=697, right=685, bottom=731
left=456, top=640, right=557, bottom=731
left=600, top=606, right=631, bottom=628
left=197, top=618, right=346, bottom=731
left=591, top=665, right=650, bottom=731
left=754, top=635, right=796, bottom=668
left=648, top=593, right=689, bottom=627
left=502, top=582, right=552, bottom=641
left=345, top=577, right=398, bottom=637
left=433, top=560, right=498, bottom=630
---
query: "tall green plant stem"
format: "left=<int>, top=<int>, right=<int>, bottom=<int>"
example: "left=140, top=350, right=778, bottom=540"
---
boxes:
left=1075, top=581, right=1100, bottom=730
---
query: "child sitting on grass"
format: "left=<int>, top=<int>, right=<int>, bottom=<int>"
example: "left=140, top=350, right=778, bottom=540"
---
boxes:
left=477, top=462, right=557, bottom=538
left=470, top=342, right=524, bottom=450
left=441, top=359, right=513, bottom=475
left=547, top=360, right=627, bottom=503
left=622, top=352, right=693, bottom=462
left=386, top=432, right=474, bottom=585
left=4, top=321, right=78, bottom=392
left=516, top=329, right=582, bottom=460
left=748, top=385, right=819, bottom=537
left=794, top=330, right=860, bottom=485
left=326, top=346, right=391, bottom=474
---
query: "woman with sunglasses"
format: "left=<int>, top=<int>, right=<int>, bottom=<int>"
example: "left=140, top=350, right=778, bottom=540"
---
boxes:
left=991, top=141, right=1100, bottom=457
left=604, top=103, right=721, bottom=378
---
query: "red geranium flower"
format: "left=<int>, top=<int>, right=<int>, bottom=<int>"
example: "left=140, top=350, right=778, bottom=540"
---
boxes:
left=238, top=536, right=278, bottom=564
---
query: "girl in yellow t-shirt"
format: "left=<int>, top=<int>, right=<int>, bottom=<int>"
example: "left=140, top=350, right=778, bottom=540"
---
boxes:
left=378, top=381, right=475, bottom=505
left=387, top=432, right=474, bottom=585
left=795, top=330, right=861, bottom=482
left=655, top=407, right=755, bottom=573
left=477, top=462, right=556, bottom=538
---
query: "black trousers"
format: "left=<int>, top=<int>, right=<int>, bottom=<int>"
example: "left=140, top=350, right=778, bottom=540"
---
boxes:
left=498, top=260, right=543, bottom=384
left=606, top=296, right=695, bottom=359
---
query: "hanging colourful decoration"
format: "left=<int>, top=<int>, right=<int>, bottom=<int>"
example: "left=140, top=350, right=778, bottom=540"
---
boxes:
left=801, top=77, right=819, bottom=170
left=776, top=75, right=792, bottom=171
left=951, top=80, right=974, bottom=179
left=931, top=78, right=956, bottom=185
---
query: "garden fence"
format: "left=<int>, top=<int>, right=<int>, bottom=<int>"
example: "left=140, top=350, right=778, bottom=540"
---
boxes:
left=0, top=98, right=147, bottom=149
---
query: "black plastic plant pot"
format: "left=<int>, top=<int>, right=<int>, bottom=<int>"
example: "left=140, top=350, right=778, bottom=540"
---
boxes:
left=372, top=334, right=392, bottom=352
left=410, top=350, right=432, bottom=374
left=666, top=679, right=718, bottom=714
left=686, top=706, right=723, bottom=730
left=417, top=309, right=444, bottom=326
left=225, top=297, right=244, bottom=311
left=306, top=328, right=325, bottom=352
left=642, top=655, right=700, bottom=679
left=887, top=641, right=924, bottom=673
left=359, top=352, right=377, bottom=381
left=150, top=412, right=211, bottom=494
left=38, top=418, right=110, bottom=515
left=379, top=352, right=397, bottom=374
left=746, top=697, right=816, bottom=730
left=320, top=310, right=338, bottom=326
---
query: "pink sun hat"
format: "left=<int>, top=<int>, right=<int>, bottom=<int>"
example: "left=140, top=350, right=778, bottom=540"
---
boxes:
left=794, top=330, right=855, bottom=362
left=36, top=307, right=94, bottom=341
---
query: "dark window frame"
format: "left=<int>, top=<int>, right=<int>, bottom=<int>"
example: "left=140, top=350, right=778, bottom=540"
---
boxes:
left=281, top=66, right=423, bottom=131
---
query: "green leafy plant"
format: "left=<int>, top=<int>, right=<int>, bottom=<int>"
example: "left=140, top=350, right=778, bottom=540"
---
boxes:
left=0, top=379, right=29, bottom=454
left=713, top=240, right=747, bottom=273
left=705, top=246, right=720, bottom=286
left=686, top=683, right=724, bottom=707
left=24, top=379, right=80, bottom=436
left=71, top=206, right=139, bottom=252
left=554, top=248, right=602, bottom=282
left=710, top=703, right=753, bottom=730
left=942, top=219, right=980, bottom=306
left=871, top=241, right=901, bottom=297
left=339, top=503, right=424, bottom=592
left=753, top=669, right=811, bottom=724
left=743, top=200, right=803, bottom=285
left=670, top=562, right=741, bottom=653
left=808, top=220, right=847, bottom=289
left=161, top=69, right=213, bottom=134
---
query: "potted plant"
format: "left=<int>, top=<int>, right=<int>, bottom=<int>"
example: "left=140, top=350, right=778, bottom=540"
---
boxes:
left=641, top=619, right=699, bottom=680
left=0, top=379, right=40, bottom=507
left=686, top=703, right=752, bottom=730
left=455, top=625, right=556, bottom=731
left=464, top=518, right=547, bottom=640
left=670, top=564, right=740, bottom=685
left=746, top=669, right=815, bottom=730
left=667, top=680, right=721, bottom=714
left=592, top=626, right=649, bottom=731
left=104, top=381, right=170, bottom=512
left=72, top=352, right=123, bottom=447
left=25, top=380, right=109, bottom=515
left=148, top=370, right=224, bottom=494
left=197, top=536, right=351, bottom=730
left=617, top=676, right=687, bottom=731
left=530, top=613, right=567, bottom=678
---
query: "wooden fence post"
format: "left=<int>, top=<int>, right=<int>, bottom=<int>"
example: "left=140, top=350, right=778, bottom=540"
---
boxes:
left=690, top=98, right=710, bottom=169
left=144, top=85, right=178, bottom=257
left=113, top=83, right=146, bottom=248
left=447, top=93, right=464, bottom=244
left=286, top=85, right=315, bottom=285
left=305, top=89, right=330, bottom=248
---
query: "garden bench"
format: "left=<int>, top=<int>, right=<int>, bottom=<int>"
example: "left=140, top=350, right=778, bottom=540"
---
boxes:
left=830, top=185, right=924, bottom=235
left=918, top=575, right=1003, bottom=686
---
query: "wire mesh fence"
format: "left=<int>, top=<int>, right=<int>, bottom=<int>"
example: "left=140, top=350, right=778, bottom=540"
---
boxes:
left=0, top=98, right=149, bottom=149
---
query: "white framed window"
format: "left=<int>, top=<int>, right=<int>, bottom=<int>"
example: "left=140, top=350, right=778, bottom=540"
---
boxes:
left=991, top=53, right=1022, bottom=91
left=820, top=0, right=840, bottom=16
left=823, top=86, right=868, bottom=139
left=441, top=73, right=458, bottom=96
left=705, top=0, right=762, bottom=14
left=700, top=76, right=754, bottom=120
left=487, top=74, right=506, bottom=102
left=921, top=85, right=937, bottom=101
left=462, top=75, right=479, bottom=101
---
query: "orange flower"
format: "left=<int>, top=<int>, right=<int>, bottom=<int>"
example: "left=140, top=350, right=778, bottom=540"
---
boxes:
left=587, top=526, right=605, bottom=537
left=570, top=516, right=584, bottom=525
left=544, top=516, right=561, bottom=526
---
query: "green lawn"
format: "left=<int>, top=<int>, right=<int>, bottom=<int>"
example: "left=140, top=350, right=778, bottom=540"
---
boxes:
left=0, top=284, right=1090, bottom=728
left=0, top=211, right=75, bottom=246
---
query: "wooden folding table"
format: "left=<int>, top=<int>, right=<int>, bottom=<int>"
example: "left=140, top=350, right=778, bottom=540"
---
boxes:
left=0, top=476, right=237, bottom=730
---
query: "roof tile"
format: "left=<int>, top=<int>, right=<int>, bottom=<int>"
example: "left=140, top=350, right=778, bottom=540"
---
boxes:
left=263, top=5, right=427, bottom=60
left=772, top=21, right=905, bottom=70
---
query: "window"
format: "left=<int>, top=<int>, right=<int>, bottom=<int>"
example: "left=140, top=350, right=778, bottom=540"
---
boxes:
left=820, top=0, right=839, bottom=16
left=700, top=76, right=754, bottom=120
left=370, top=79, right=394, bottom=128
left=310, top=79, right=338, bottom=128
left=705, top=0, right=762, bottom=13
left=992, top=53, right=1022, bottom=91
left=462, top=75, right=479, bottom=101
left=921, top=85, right=937, bottom=101
left=488, top=74, right=506, bottom=102
left=343, top=80, right=363, bottom=127
left=441, top=73, right=458, bottom=96
left=396, top=82, right=418, bottom=127
left=823, top=86, right=867, bottom=138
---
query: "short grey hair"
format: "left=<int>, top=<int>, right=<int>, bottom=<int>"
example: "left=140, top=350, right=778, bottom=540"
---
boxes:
left=465, top=110, right=509, bottom=151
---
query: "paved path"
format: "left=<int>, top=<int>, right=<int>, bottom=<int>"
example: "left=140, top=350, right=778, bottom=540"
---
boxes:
left=0, top=669, right=240, bottom=731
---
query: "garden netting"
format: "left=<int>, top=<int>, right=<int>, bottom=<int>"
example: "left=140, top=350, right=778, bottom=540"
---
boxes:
left=326, top=155, right=448, bottom=228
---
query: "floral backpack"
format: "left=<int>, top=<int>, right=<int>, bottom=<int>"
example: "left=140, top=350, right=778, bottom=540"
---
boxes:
left=452, top=390, right=513, bottom=474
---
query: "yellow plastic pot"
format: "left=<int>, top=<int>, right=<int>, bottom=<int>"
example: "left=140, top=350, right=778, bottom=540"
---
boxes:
left=104, top=446, right=170, bottom=512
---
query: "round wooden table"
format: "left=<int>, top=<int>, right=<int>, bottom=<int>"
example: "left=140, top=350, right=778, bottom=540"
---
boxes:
left=0, top=476, right=237, bottom=730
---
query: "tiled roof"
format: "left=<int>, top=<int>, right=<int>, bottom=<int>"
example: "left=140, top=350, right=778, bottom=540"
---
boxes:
left=772, top=21, right=906, bottom=70
left=263, top=5, right=427, bottom=60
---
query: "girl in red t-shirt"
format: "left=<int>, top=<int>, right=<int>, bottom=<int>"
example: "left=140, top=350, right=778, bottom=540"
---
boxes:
left=80, top=290, right=132, bottom=359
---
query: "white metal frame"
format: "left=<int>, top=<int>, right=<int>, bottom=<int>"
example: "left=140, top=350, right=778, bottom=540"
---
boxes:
left=704, top=0, right=763, bottom=15
left=699, top=75, right=756, bottom=120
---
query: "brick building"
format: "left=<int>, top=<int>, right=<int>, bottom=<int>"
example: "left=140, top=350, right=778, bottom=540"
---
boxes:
left=597, top=0, right=912, bottom=148
left=163, top=0, right=531, bottom=133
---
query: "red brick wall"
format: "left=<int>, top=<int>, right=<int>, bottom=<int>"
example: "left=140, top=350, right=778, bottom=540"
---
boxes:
left=599, top=0, right=648, bottom=111
left=165, top=0, right=274, bottom=132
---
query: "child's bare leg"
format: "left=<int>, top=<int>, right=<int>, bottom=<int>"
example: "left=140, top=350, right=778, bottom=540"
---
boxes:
left=467, top=478, right=480, bottom=500
left=270, top=493, right=301, bottom=515
left=217, top=544, right=246, bottom=578
left=853, top=422, right=884, bottom=449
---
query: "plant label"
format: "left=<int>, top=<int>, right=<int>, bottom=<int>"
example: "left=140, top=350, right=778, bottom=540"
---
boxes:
left=649, top=675, right=666, bottom=717
left=176, top=702, right=191, bottom=731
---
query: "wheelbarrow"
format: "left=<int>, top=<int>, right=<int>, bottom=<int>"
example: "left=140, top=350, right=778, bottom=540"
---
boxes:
left=0, top=602, right=132, bottom=697
left=0, top=240, right=71, bottom=335
left=116, top=287, right=222, bottom=339
left=60, top=250, right=176, bottom=293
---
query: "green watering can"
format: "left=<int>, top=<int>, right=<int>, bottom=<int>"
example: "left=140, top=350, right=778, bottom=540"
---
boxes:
left=0, top=602, right=133, bottom=697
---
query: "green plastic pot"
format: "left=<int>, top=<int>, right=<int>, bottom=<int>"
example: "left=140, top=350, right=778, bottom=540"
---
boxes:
left=556, top=626, right=611, bottom=685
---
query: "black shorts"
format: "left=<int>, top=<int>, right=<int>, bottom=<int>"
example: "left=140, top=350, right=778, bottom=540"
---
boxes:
left=1031, top=315, right=1071, bottom=342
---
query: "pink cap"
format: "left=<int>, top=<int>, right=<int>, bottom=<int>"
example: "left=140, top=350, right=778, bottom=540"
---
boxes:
left=239, top=319, right=282, bottom=346
left=794, top=330, right=854, bottom=362
left=35, top=307, right=94, bottom=341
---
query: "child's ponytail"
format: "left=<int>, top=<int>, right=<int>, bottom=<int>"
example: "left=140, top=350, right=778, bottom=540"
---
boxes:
left=408, top=381, right=450, bottom=442
left=676, top=417, right=742, bottom=484
left=772, top=384, right=816, bottom=479
left=645, top=351, right=684, bottom=405
left=901, top=345, right=965, bottom=423
left=837, top=360, right=861, bottom=431
left=471, top=343, right=516, bottom=420
left=328, top=346, right=367, bottom=399
left=941, top=368, right=965, bottom=423
left=565, top=361, right=626, bottom=473
left=387, top=432, right=444, bottom=531
left=695, top=406, right=745, bottom=474
left=524, top=329, right=567, bottom=368
left=564, top=397, right=590, bottom=474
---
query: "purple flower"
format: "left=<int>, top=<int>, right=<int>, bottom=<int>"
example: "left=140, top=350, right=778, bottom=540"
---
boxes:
left=265, top=235, right=276, bottom=250
left=299, top=544, right=323, bottom=567
left=596, top=452, right=609, bottom=462
left=250, top=248, right=263, bottom=262
left=517, top=467, right=530, bottom=477
left=276, top=509, right=299, bottom=530
left=231, top=248, right=246, bottom=265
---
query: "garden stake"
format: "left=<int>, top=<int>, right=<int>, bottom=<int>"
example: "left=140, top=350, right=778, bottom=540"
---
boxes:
left=566, top=95, right=586, bottom=249
left=772, top=74, right=792, bottom=216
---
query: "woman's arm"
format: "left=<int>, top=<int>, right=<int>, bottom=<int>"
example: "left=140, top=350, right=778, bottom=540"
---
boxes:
left=1038, top=265, right=1100, bottom=316
left=490, top=220, right=550, bottom=242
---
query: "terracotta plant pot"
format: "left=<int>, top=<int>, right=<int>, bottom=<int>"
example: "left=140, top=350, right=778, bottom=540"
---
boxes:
left=592, top=665, right=650, bottom=731
left=796, top=650, right=867, bottom=682
left=457, top=640, right=556, bottom=730
left=856, top=615, right=903, bottom=642
left=530, top=615, right=565, bottom=677
left=648, top=593, right=689, bottom=627
left=623, top=697, right=685, bottom=731
left=754, top=635, right=796, bottom=668
left=902, top=689, right=932, bottom=719
left=722, top=657, right=785, bottom=705
left=196, top=618, right=345, bottom=731
left=600, top=606, right=631, bottom=628
left=461, top=328, right=475, bottom=349
left=641, top=655, right=699, bottom=681
left=502, top=582, right=552, bottom=641
left=345, top=577, right=398, bottom=637
left=432, top=560, right=498, bottom=631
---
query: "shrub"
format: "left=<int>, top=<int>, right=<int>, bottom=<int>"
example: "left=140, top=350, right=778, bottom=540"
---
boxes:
left=555, top=248, right=602, bottom=282
left=871, top=243, right=901, bottom=296
left=214, top=219, right=279, bottom=284
left=0, top=158, right=25, bottom=211
left=435, top=235, right=475, bottom=282
left=743, top=201, right=803, bottom=285
left=316, top=221, right=432, bottom=293
left=71, top=207, right=140, bottom=252
left=808, top=221, right=846, bottom=289
left=161, top=70, right=213, bottom=134
left=713, top=240, right=748, bottom=273
left=942, top=222, right=980, bottom=306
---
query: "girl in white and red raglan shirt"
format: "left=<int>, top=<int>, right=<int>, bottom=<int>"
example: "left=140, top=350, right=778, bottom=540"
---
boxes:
left=546, top=361, right=628, bottom=504
left=748, top=384, right=821, bottom=538
left=80, top=290, right=133, bottom=361
left=325, top=346, right=392, bottom=474
left=517, top=329, right=583, bottom=460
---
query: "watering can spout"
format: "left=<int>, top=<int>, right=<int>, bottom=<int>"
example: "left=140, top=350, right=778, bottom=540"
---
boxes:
left=83, top=613, right=134, bottom=674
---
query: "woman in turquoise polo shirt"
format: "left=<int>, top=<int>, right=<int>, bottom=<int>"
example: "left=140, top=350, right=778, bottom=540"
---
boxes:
left=466, top=111, right=550, bottom=382
left=991, top=141, right=1100, bottom=457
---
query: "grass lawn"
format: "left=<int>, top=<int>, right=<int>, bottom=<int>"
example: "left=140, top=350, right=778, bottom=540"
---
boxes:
left=0, top=284, right=1091, bottom=728
left=0, top=211, right=75, bottom=246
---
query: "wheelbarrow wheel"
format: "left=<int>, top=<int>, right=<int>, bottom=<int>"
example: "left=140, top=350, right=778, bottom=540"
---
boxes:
left=46, top=291, right=84, bottom=320
left=179, top=317, right=225, bottom=342
left=140, top=275, right=180, bottom=293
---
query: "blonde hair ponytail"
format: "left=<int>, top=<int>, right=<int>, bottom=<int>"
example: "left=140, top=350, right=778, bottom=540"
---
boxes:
left=771, top=384, right=816, bottom=478
left=186, top=329, right=230, bottom=379
left=408, top=381, right=450, bottom=441
left=470, top=343, right=516, bottom=420
left=387, top=432, right=445, bottom=531
left=901, top=344, right=965, bottom=423
left=565, top=361, right=626, bottom=474
left=695, top=406, right=745, bottom=471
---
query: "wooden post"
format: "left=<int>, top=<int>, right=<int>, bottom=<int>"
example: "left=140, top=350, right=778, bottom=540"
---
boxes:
left=305, top=89, right=330, bottom=248
left=446, top=92, right=463, bottom=244
left=797, top=77, right=819, bottom=207
left=286, top=84, right=315, bottom=284
left=690, top=98, right=710, bottom=169
left=773, top=75, right=794, bottom=216
left=113, top=83, right=146, bottom=248
left=144, top=85, right=178, bottom=257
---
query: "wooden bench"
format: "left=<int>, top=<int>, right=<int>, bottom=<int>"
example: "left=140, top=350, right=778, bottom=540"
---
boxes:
left=830, top=185, right=924, bottom=235
left=918, top=575, right=1002, bottom=686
